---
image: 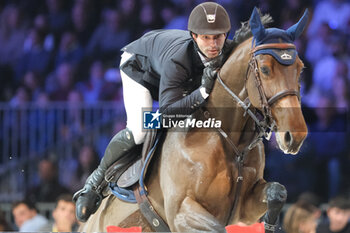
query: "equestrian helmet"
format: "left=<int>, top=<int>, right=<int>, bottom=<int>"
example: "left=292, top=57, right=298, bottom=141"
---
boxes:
left=188, top=2, right=231, bottom=35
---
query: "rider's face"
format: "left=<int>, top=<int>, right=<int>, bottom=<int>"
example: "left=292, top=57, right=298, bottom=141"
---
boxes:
left=192, top=33, right=226, bottom=58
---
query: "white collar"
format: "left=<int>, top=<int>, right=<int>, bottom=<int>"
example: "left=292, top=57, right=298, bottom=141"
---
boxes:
left=197, top=51, right=222, bottom=67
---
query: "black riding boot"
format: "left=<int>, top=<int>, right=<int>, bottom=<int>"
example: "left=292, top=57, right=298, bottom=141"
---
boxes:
left=73, top=128, right=136, bottom=222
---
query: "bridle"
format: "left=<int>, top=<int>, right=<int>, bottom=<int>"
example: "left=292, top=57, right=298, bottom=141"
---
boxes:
left=211, top=42, right=301, bottom=226
left=248, top=43, right=300, bottom=133
left=216, top=42, right=301, bottom=140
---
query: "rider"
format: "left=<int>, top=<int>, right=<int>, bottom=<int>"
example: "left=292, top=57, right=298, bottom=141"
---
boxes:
left=73, top=1, right=233, bottom=222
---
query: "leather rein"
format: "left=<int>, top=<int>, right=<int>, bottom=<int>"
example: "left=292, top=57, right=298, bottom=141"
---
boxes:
left=208, top=42, right=300, bottom=224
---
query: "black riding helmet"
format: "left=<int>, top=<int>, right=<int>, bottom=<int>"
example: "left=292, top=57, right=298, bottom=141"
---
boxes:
left=188, top=2, right=231, bottom=35
left=188, top=2, right=231, bottom=62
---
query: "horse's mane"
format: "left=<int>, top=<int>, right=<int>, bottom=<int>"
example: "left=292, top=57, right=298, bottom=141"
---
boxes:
left=232, top=13, right=273, bottom=46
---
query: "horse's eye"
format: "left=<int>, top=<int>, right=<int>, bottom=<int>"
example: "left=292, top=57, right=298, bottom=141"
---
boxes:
left=260, top=66, right=270, bottom=76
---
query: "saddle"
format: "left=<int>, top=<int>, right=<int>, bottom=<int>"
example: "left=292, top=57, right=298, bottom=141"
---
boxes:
left=104, top=129, right=160, bottom=190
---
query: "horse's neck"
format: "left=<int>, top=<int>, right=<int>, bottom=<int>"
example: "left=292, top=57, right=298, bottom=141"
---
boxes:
left=207, top=38, right=254, bottom=145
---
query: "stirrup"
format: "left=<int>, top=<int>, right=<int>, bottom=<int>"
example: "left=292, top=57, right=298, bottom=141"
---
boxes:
left=73, top=188, right=84, bottom=203
left=264, top=222, right=277, bottom=232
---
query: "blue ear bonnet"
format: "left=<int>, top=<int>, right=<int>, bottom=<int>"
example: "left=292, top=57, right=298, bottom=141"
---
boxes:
left=249, top=8, right=308, bottom=65
left=254, top=47, right=297, bottom=65
left=255, top=28, right=294, bottom=45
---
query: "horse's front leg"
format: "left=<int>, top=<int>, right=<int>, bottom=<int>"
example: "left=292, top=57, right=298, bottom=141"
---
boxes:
left=262, top=182, right=287, bottom=233
left=240, top=180, right=287, bottom=233
left=172, top=196, right=226, bottom=233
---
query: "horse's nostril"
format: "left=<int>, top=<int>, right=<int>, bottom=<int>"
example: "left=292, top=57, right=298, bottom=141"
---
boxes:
left=284, top=131, right=292, bottom=146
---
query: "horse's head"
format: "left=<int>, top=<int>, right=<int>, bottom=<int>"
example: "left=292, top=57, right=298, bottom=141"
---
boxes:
left=245, top=8, right=308, bottom=154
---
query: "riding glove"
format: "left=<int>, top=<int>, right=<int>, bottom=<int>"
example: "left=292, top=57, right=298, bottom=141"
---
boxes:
left=201, top=66, right=218, bottom=94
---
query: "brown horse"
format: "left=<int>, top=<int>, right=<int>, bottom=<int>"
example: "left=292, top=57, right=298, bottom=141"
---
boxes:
left=80, top=9, right=308, bottom=233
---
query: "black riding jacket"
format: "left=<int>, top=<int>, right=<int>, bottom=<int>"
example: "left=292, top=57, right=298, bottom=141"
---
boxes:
left=121, top=29, right=232, bottom=116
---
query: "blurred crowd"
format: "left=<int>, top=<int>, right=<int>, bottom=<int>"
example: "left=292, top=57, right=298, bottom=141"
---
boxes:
left=279, top=193, right=350, bottom=233
left=0, top=0, right=350, bottom=231
left=0, top=193, right=78, bottom=231
left=1, top=190, right=349, bottom=232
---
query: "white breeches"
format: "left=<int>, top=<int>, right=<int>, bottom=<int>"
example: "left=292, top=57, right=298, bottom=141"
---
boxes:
left=120, top=52, right=153, bottom=145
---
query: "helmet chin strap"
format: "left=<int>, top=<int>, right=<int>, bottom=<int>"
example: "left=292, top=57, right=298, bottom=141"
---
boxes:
left=190, top=32, right=207, bottom=58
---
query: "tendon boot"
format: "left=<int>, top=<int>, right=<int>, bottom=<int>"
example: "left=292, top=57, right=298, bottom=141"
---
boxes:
left=73, top=128, right=136, bottom=222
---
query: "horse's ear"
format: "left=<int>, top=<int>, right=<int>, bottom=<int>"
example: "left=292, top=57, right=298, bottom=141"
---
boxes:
left=286, top=9, right=309, bottom=41
left=249, top=7, right=266, bottom=42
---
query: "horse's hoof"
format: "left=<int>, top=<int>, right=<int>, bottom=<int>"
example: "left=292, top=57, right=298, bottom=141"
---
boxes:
left=266, top=182, right=287, bottom=212
left=266, top=182, right=287, bottom=203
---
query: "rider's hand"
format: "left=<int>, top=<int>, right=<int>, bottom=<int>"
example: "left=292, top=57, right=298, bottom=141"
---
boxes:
left=201, top=66, right=218, bottom=94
